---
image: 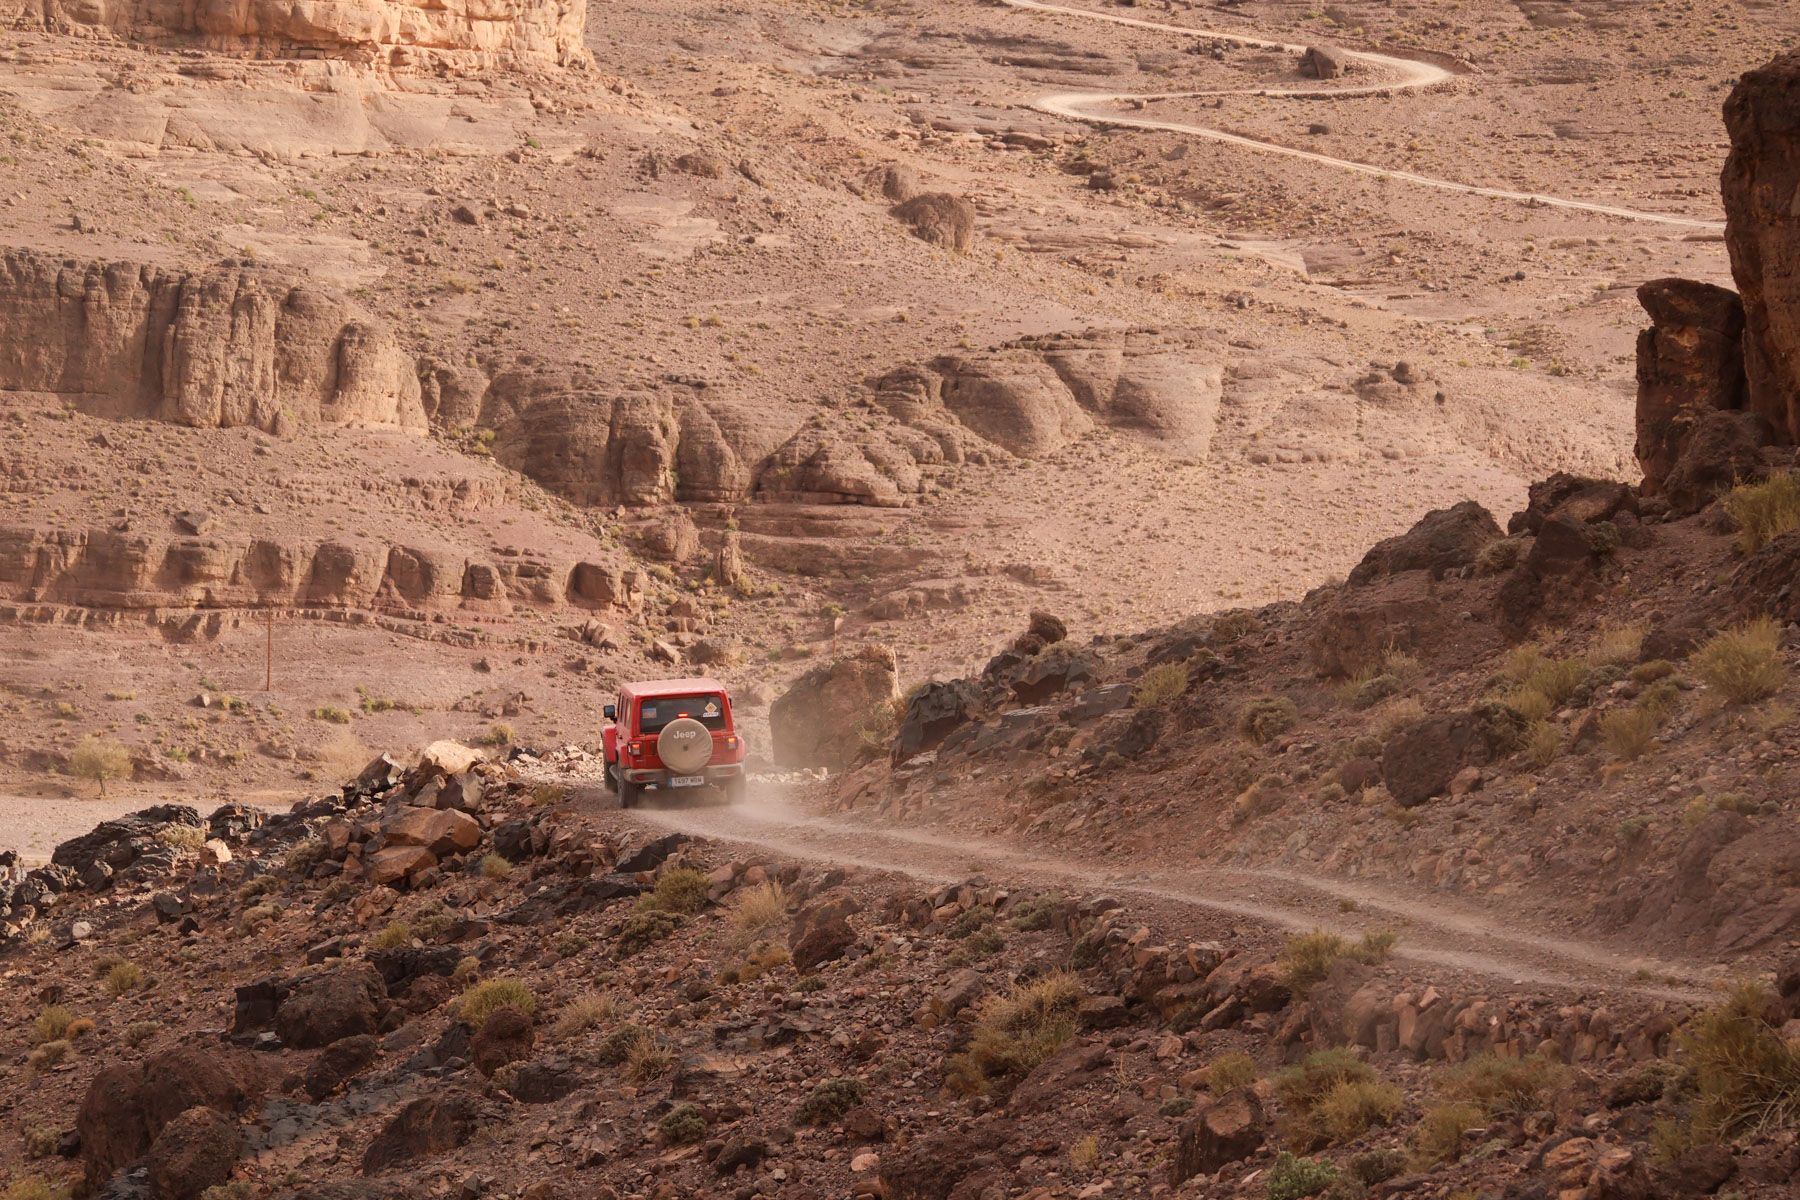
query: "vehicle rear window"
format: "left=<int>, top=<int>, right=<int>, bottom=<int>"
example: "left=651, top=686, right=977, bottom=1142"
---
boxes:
left=637, top=694, right=727, bottom=733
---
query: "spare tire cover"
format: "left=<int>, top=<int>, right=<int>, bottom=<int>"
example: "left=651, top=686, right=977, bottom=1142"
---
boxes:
left=657, top=717, right=713, bottom=773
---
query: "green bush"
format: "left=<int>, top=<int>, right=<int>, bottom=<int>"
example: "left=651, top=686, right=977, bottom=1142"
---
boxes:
left=479, top=853, right=513, bottom=880
left=617, top=909, right=682, bottom=956
left=1279, top=929, right=1398, bottom=989
left=1316, top=1077, right=1404, bottom=1142
left=1409, top=1100, right=1483, bottom=1165
left=658, top=1103, right=707, bottom=1144
left=596, top=1022, right=649, bottom=1065
left=1264, top=1152, right=1342, bottom=1200
left=1347, top=1148, right=1407, bottom=1185
left=459, top=978, right=536, bottom=1026
left=795, top=1077, right=866, bottom=1126
left=1601, top=705, right=1662, bottom=761
left=69, top=736, right=132, bottom=797
left=103, top=961, right=144, bottom=997
left=30, top=1006, right=77, bottom=1046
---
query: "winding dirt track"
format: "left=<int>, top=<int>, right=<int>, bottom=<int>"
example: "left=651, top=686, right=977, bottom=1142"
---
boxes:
left=619, top=788, right=1710, bottom=1003
left=1003, top=0, right=1725, bottom=231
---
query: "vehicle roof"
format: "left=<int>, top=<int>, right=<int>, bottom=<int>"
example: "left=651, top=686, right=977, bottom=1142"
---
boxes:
left=618, top=677, right=731, bottom=699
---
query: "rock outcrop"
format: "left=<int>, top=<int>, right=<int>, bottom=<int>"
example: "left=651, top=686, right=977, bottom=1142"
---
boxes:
left=5, top=0, right=590, bottom=72
left=769, top=644, right=901, bottom=769
left=1634, top=278, right=1748, bottom=493
left=0, top=249, right=424, bottom=433
left=0, top=527, right=642, bottom=615
left=1723, top=51, right=1800, bottom=445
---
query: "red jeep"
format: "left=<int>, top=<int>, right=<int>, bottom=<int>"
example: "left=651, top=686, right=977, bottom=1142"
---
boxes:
left=602, top=677, right=747, bottom=807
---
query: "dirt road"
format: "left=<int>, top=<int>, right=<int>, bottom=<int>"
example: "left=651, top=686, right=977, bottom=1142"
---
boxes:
left=1005, top=0, right=1726, bottom=231
left=617, top=787, right=1712, bottom=1003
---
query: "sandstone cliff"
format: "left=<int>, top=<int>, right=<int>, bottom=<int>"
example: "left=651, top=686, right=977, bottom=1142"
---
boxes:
left=3, top=0, right=590, bottom=72
left=0, top=249, right=425, bottom=433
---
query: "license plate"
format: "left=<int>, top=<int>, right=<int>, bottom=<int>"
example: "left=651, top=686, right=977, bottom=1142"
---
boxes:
left=668, top=775, right=705, bottom=788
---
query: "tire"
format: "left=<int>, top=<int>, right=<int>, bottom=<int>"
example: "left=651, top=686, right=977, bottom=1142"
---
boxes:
left=602, top=761, right=618, bottom=793
left=618, top=777, right=640, bottom=809
left=724, top=774, right=747, bottom=806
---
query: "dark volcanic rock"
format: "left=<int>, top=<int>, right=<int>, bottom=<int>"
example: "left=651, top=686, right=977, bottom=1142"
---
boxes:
left=361, top=1091, right=482, bottom=1174
left=276, top=963, right=386, bottom=1049
left=145, top=1105, right=240, bottom=1200
left=1170, top=1089, right=1266, bottom=1184
left=1348, top=500, right=1499, bottom=584
left=1660, top=408, right=1775, bottom=514
left=892, top=678, right=981, bottom=763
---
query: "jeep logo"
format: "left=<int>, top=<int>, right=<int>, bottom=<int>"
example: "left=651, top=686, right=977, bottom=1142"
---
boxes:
left=670, top=729, right=699, bottom=741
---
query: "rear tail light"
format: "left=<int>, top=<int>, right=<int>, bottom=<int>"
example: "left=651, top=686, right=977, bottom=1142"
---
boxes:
left=627, top=741, right=643, bottom=757
left=725, top=736, right=738, bottom=750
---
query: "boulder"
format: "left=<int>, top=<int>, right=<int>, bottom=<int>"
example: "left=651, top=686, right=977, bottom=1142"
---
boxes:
left=304, top=1034, right=381, bottom=1101
left=1348, top=500, right=1499, bottom=584
left=1382, top=713, right=1492, bottom=808
left=769, top=644, right=901, bottom=769
left=361, top=1091, right=482, bottom=1174
left=892, top=678, right=981, bottom=763
left=381, top=807, right=482, bottom=857
left=470, top=1005, right=535, bottom=1076
left=891, top=193, right=975, bottom=254
left=1170, top=1089, right=1266, bottom=1184
left=1495, top=514, right=1613, bottom=636
left=1660, top=408, right=1775, bottom=515
left=1635, top=279, right=1750, bottom=493
left=1724, top=52, right=1800, bottom=445
left=1299, top=46, right=1344, bottom=79
left=1308, top=571, right=1439, bottom=677
left=789, top=897, right=860, bottom=971
left=76, top=1047, right=259, bottom=1189
left=367, top=845, right=438, bottom=887
left=145, top=1105, right=240, bottom=1200
left=1508, top=474, right=1638, bottom=536
left=277, top=963, right=386, bottom=1049
left=1007, top=643, right=1097, bottom=704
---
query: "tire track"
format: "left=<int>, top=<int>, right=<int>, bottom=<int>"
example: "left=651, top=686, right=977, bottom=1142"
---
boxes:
left=1004, top=0, right=1724, bottom=231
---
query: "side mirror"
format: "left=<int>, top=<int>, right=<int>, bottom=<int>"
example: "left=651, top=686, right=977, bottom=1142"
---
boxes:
left=602, top=704, right=616, bottom=721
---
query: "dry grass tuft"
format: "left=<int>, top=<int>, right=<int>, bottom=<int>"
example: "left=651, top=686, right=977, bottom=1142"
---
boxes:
left=1691, top=618, right=1788, bottom=706
left=1723, top=472, right=1800, bottom=554
left=944, top=972, right=1081, bottom=1096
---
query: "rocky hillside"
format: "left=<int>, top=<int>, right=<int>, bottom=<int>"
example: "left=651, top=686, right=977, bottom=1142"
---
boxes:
left=3, top=743, right=1797, bottom=1200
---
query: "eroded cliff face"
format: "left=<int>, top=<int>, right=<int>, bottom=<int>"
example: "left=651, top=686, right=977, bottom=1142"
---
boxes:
left=3, top=0, right=590, bottom=72
left=0, top=249, right=425, bottom=433
left=1723, top=50, right=1800, bottom=445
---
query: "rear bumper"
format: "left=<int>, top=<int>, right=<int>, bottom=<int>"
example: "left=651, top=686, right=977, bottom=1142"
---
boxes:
left=623, top=763, right=745, bottom=787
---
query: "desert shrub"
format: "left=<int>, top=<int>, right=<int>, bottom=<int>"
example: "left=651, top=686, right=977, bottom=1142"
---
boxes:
left=31, top=1006, right=77, bottom=1046
left=1409, top=1101, right=1483, bottom=1165
left=5, top=1178, right=70, bottom=1200
left=795, top=1077, right=866, bottom=1126
left=1211, top=611, right=1263, bottom=644
left=284, top=838, right=327, bottom=873
left=639, top=867, right=711, bottom=915
left=625, top=1034, right=672, bottom=1083
left=723, top=942, right=791, bottom=983
left=155, top=824, right=206, bottom=853
left=237, top=875, right=279, bottom=902
left=1375, top=697, right=1425, bottom=740
left=1280, top=929, right=1398, bottom=989
left=452, top=956, right=481, bottom=985
left=944, top=972, right=1081, bottom=1096
left=69, top=736, right=132, bottom=797
left=947, top=908, right=994, bottom=939
left=1501, top=646, right=1590, bottom=718
left=1678, top=981, right=1800, bottom=1137
left=125, top=1021, right=160, bottom=1047
left=1205, top=1051, right=1259, bottom=1094
left=1631, top=659, right=1677, bottom=683
left=1007, top=892, right=1062, bottom=932
left=310, top=706, right=352, bottom=724
left=1264, top=1152, right=1342, bottom=1200
left=1436, top=1054, right=1567, bottom=1118
left=1723, top=472, right=1800, bottom=554
left=1601, top=705, right=1662, bottom=762
left=1475, top=537, right=1524, bottom=576
left=479, top=853, right=513, bottom=881
left=1691, top=618, right=1788, bottom=705
left=729, top=881, right=788, bottom=938
left=658, top=1103, right=707, bottom=1144
left=549, top=993, right=614, bottom=1041
left=27, top=1040, right=70, bottom=1073
left=1276, top=1049, right=1374, bottom=1105
left=1347, top=1148, right=1407, bottom=1186
left=459, top=978, right=536, bottom=1026
left=551, top=930, right=590, bottom=958
left=23, top=1125, right=59, bottom=1159
left=1522, top=720, right=1562, bottom=768
left=1135, top=662, right=1189, bottom=708
left=1590, top=622, right=1647, bottom=666
left=1240, top=696, right=1299, bottom=745
left=1069, top=1133, right=1101, bottom=1171
left=482, top=723, right=515, bottom=747
left=1339, top=671, right=1401, bottom=711
left=616, top=910, right=681, bottom=956
left=1317, top=1078, right=1405, bottom=1142
left=596, top=1022, right=648, bottom=1065
left=103, top=961, right=144, bottom=997
left=371, top=921, right=411, bottom=950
